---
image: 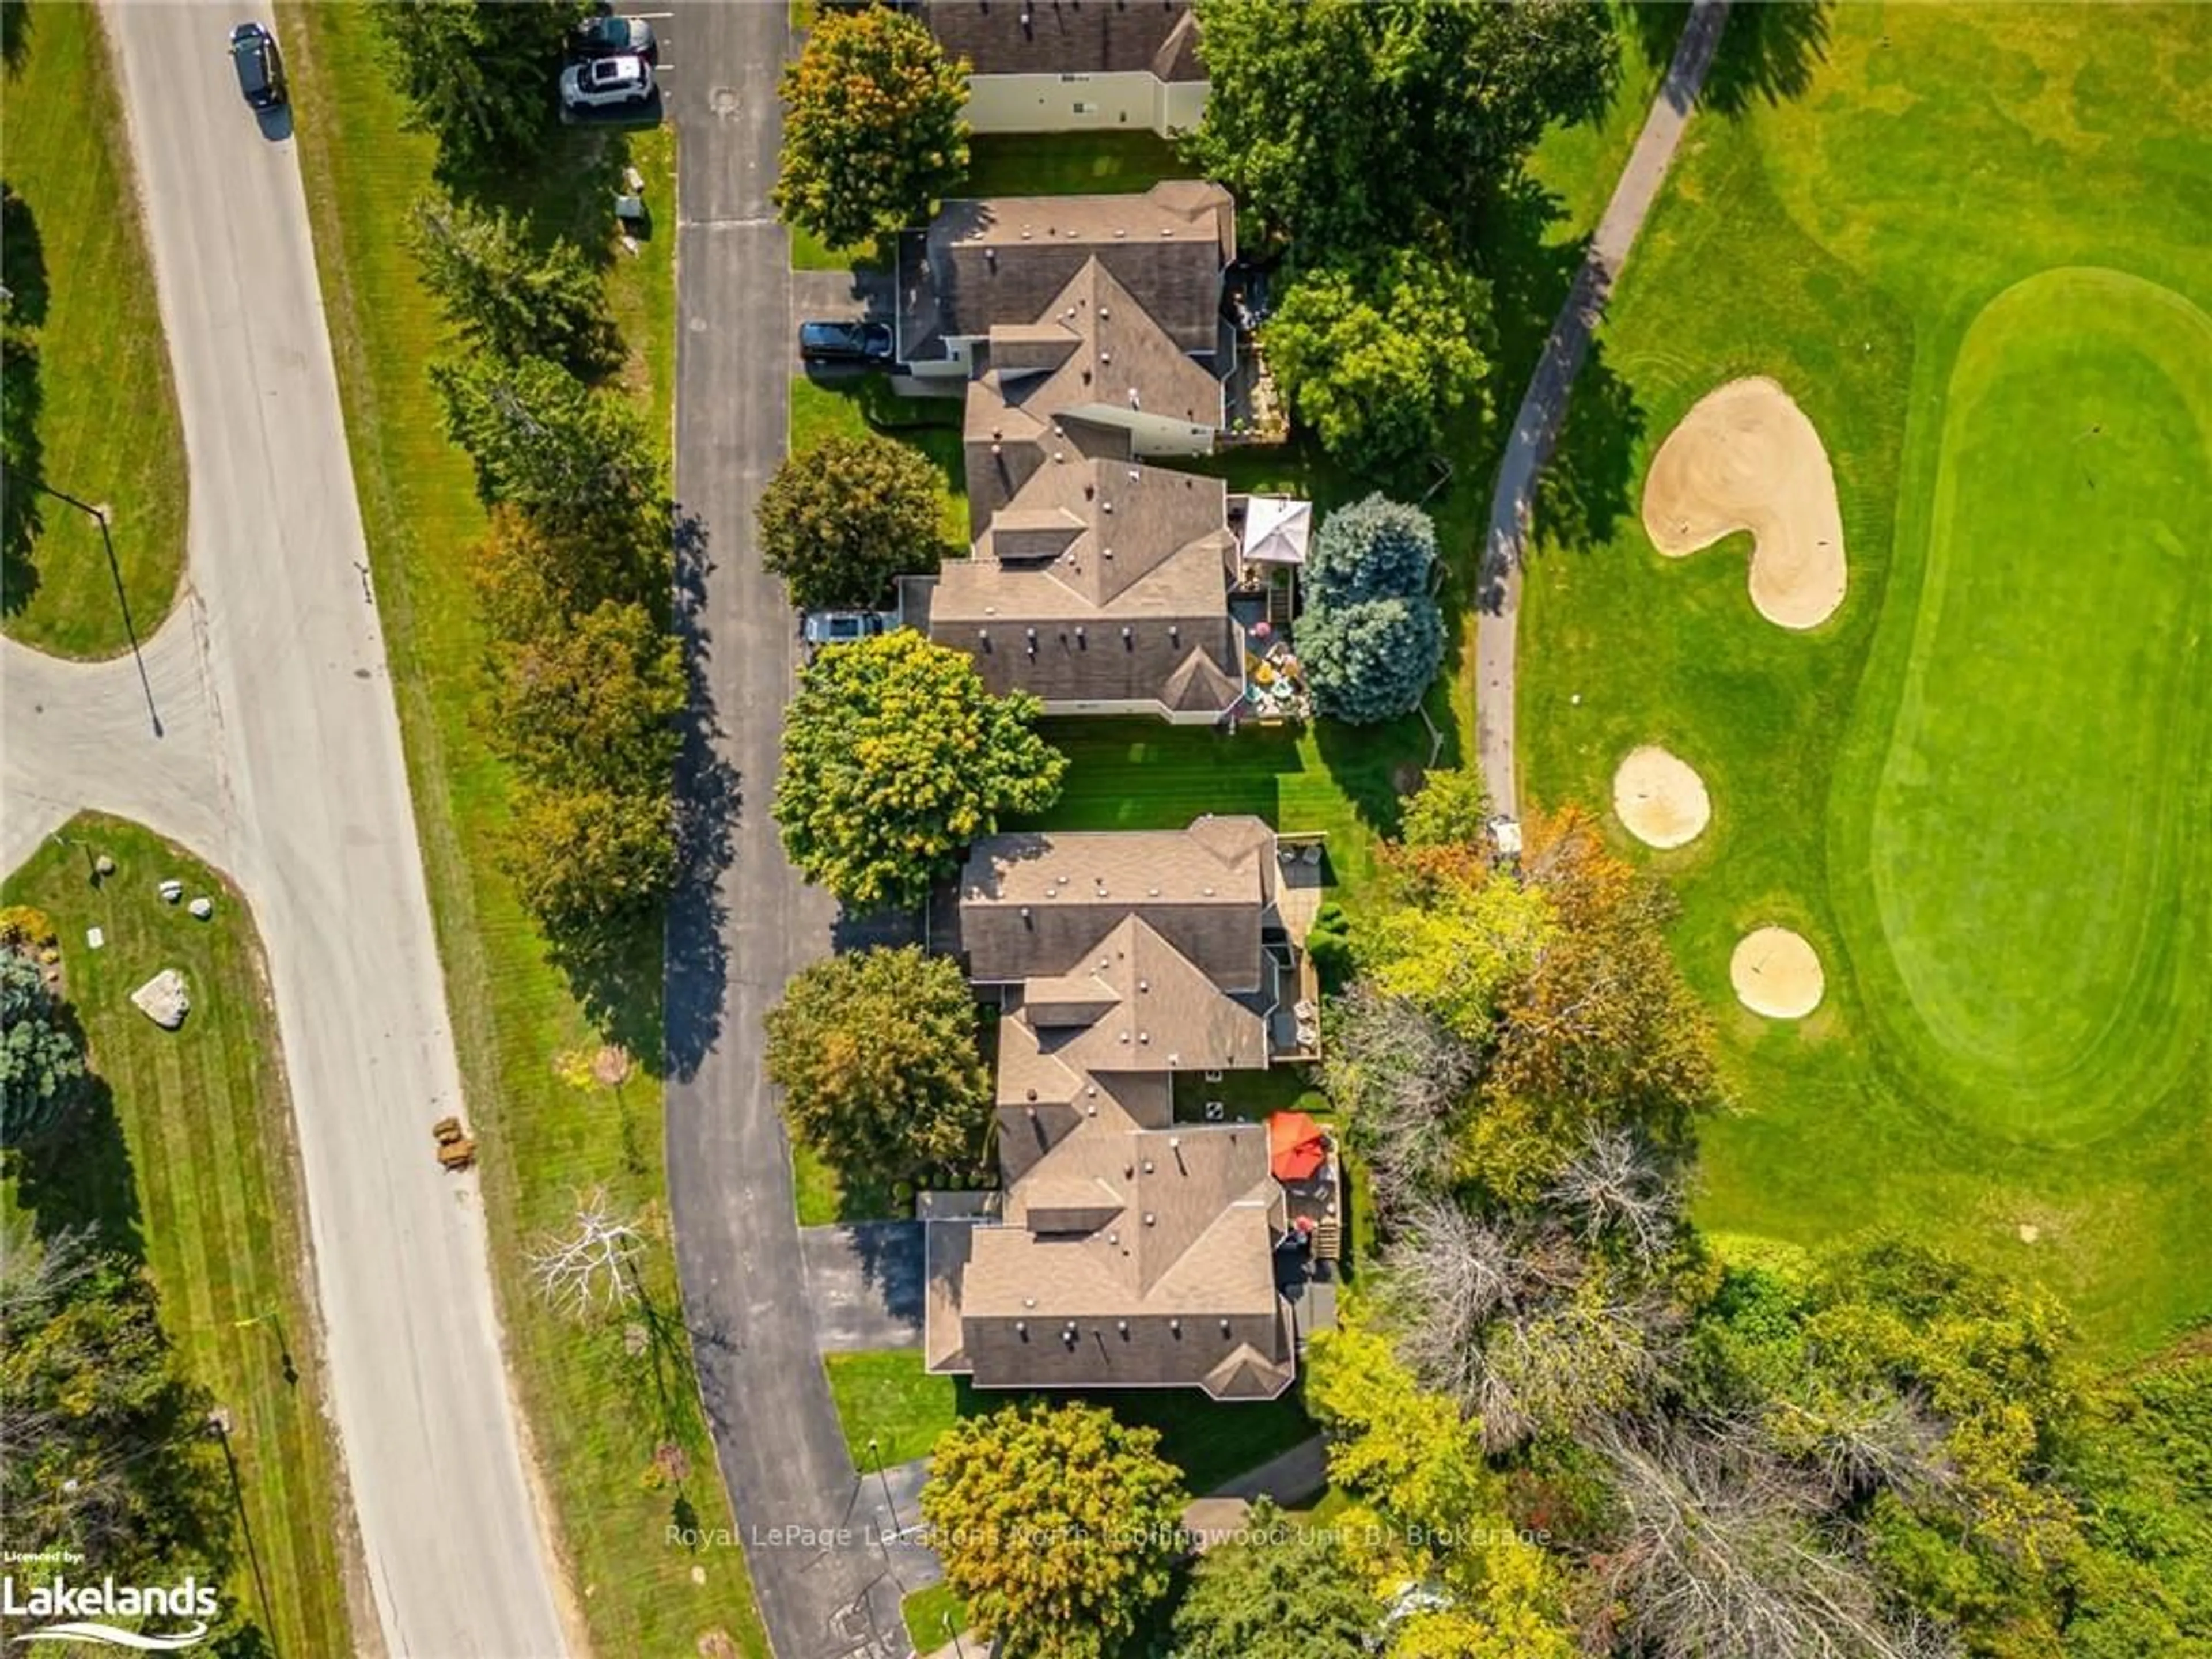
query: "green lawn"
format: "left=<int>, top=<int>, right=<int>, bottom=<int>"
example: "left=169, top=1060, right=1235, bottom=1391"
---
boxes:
left=276, top=7, right=767, bottom=1654
left=823, top=1349, right=1314, bottom=1495
left=1019, top=716, right=1431, bottom=902
left=964, top=131, right=1187, bottom=198
left=902, top=1582, right=969, bottom=1654
left=3, top=817, right=355, bottom=1655
left=1516, top=3, right=2212, bottom=1357
left=0, top=1, right=186, bottom=659
left=790, top=372, right=969, bottom=546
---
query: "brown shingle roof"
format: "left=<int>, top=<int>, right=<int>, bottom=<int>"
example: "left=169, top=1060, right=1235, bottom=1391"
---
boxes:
left=959, top=819, right=1273, bottom=988
left=920, top=0, right=1207, bottom=81
left=909, top=184, right=1233, bottom=359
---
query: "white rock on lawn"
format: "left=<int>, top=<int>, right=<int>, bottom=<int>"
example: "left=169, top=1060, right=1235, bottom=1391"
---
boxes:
left=131, top=968, right=191, bottom=1030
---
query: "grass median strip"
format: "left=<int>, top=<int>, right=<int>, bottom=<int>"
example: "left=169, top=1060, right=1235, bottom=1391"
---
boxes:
left=277, top=6, right=767, bottom=1652
left=3, top=816, right=358, bottom=1656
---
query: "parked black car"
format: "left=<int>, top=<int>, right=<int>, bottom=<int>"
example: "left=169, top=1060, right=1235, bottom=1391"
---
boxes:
left=798, top=320, right=896, bottom=368
left=229, top=21, right=285, bottom=111
left=572, top=13, right=657, bottom=59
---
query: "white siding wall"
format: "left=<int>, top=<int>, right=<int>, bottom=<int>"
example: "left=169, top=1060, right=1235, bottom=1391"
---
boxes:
left=963, top=71, right=1209, bottom=137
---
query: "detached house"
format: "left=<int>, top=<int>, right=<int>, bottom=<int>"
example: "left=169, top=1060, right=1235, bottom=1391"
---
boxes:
left=923, top=817, right=1338, bottom=1402
left=919, top=0, right=1208, bottom=138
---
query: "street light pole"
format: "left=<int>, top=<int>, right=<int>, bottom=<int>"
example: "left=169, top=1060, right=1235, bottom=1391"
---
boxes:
left=32, top=482, right=161, bottom=736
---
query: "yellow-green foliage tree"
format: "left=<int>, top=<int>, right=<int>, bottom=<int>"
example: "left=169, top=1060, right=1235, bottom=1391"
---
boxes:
left=922, top=1402, right=1187, bottom=1659
left=1306, top=1324, right=1578, bottom=1659
left=773, top=630, right=1066, bottom=912
left=764, top=945, right=991, bottom=1184
left=774, top=7, right=969, bottom=253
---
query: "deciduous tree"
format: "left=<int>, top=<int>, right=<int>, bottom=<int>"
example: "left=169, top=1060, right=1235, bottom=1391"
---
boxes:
left=1266, top=251, right=1494, bottom=482
left=1, top=953, right=85, bottom=1142
left=469, top=503, right=660, bottom=643
left=1190, top=0, right=1615, bottom=257
left=1400, top=767, right=1490, bottom=849
left=922, top=1402, right=1186, bottom=1659
left=503, top=779, right=676, bottom=935
left=774, top=7, right=969, bottom=253
left=772, top=630, right=1066, bottom=911
left=1171, top=1498, right=1378, bottom=1659
left=408, top=192, right=617, bottom=375
left=484, top=598, right=683, bottom=796
left=757, top=434, right=946, bottom=611
left=764, top=945, right=991, bottom=1183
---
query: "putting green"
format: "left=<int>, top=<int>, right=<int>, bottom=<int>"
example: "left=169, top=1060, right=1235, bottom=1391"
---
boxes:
left=1845, top=267, right=2212, bottom=1144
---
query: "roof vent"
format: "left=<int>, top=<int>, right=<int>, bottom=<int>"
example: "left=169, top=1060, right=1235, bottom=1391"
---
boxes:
left=1054, top=450, right=1066, bottom=463
left=1130, top=468, right=1141, bottom=482
left=1024, top=1297, right=1037, bottom=1308
left=1116, top=228, right=1128, bottom=238
left=1170, top=1317, right=1181, bottom=1334
left=1021, top=226, right=1032, bottom=240
left=1221, top=1318, right=1233, bottom=1336
left=1138, top=1032, right=1150, bottom=1046
left=1075, top=624, right=1086, bottom=643
left=1122, top=626, right=1134, bottom=645
left=1016, top=1319, right=1027, bottom=1335
left=1137, top=979, right=1149, bottom=993
left=1142, top=1159, right=1155, bottom=1173
left=1148, top=886, right=1160, bottom=896
left=1102, top=501, right=1113, bottom=514
left=1203, top=885, right=1215, bottom=896
left=1100, top=350, right=1111, bottom=365
left=1161, top=226, right=1174, bottom=237
left=1129, top=389, right=1141, bottom=410
left=1108, top=1230, right=1119, bottom=1246
left=990, top=442, right=1002, bottom=456
left=1086, top=1104, right=1097, bottom=1117
left=1119, top=1031, right=1131, bottom=1045
left=1118, top=1319, right=1130, bottom=1336
left=1085, top=1085, right=1098, bottom=1097
left=1144, top=1212, right=1157, bottom=1226
left=1169, top=1136, right=1181, bottom=1150
left=1103, top=547, right=1115, bottom=559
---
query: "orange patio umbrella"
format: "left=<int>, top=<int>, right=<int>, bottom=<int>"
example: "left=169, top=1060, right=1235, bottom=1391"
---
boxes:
left=1268, top=1111, right=1329, bottom=1182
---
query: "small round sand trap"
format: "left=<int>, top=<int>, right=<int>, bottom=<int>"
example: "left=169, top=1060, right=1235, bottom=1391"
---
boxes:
left=1730, top=927, right=1824, bottom=1019
left=1643, top=377, right=1848, bottom=630
left=1613, top=745, right=1710, bottom=849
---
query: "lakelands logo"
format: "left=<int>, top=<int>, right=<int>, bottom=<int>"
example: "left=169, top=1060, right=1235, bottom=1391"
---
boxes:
left=1, top=1574, right=219, bottom=1650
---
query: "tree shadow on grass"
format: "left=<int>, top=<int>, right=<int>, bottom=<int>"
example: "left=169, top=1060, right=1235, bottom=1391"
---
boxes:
left=6, top=1071, right=142, bottom=1260
left=1, top=0, right=30, bottom=76
left=1641, top=0, right=1832, bottom=117
left=3, top=183, right=47, bottom=607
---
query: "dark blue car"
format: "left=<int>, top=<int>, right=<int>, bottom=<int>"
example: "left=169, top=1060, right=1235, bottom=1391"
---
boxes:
left=229, top=21, right=285, bottom=111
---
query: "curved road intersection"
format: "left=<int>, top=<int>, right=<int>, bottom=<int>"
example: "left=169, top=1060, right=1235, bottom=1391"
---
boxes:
left=3, top=6, right=569, bottom=1653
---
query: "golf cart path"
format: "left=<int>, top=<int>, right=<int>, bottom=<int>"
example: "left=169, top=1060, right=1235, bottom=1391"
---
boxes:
left=1475, top=0, right=1731, bottom=819
left=5, top=3, right=571, bottom=1652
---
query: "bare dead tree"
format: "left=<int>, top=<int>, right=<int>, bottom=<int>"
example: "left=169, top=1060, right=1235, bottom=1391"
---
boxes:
left=1590, top=1421, right=1961, bottom=1659
left=1544, top=1127, right=1683, bottom=1268
left=1476, top=1280, right=1684, bottom=1452
left=1323, top=984, right=1482, bottom=1218
left=528, top=1190, right=645, bottom=1320
left=1765, top=1387, right=1956, bottom=1508
left=1382, top=1200, right=1527, bottom=1408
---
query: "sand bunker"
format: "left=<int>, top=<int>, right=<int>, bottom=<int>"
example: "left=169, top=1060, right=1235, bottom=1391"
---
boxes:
left=1730, top=927, right=1825, bottom=1019
left=1643, top=377, right=1848, bottom=630
left=1613, top=745, right=1711, bottom=849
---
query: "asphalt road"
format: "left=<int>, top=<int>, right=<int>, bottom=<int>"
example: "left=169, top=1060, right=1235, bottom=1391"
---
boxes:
left=1476, top=0, right=1731, bottom=820
left=661, top=6, right=923, bottom=1657
left=3, top=5, right=571, bottom=1652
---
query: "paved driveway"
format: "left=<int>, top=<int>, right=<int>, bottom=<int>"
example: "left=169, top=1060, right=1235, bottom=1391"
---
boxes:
left=801, top=1223, right=927, bottom=1352
left=2, top=3, right=571, bottom=1652
left=661, top=5, right=923, bottom=1655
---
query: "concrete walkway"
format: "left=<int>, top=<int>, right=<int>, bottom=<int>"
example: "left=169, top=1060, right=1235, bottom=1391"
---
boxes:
left=3, top=3, right=571, bottom=1651
left=1475, top=0, right=1732, bottom=819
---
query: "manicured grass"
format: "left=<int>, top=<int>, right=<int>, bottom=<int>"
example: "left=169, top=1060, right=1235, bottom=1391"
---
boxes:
left=827, top=1349, right=961, bottom=1467
left=1019, top=716, right=1430, bottom=903
left=0, top=2, right=186, bottom=659
left=822, top=1349, right=1314, bottom=1495
left=790, top=372, right=969, bottom=545
left=1516, top=4, right=2212, bottom=1356
left=902, top=1582, right=969, bottom=1654
left=276, top=7, right=767, bottom=1654
left=963, top=131, right=1187, bottom=198
left=2, top=817, right=355, bottom=1655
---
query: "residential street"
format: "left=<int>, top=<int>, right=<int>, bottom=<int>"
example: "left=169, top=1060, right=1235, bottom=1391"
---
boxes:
left=2, top=3, right=570, bottom=1653
left=1476, top=0, right=1730, bottom=819
left=661, top=5, right=923, bottom=1656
